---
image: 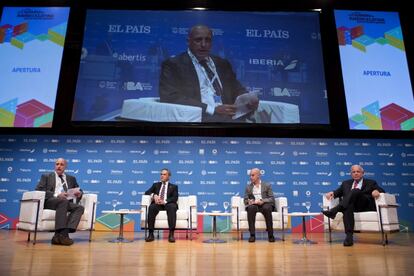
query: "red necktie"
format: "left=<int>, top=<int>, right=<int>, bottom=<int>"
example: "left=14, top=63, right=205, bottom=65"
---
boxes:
left=353, top=181, right=359, bottom=190
left=159, top=182, right=166, bottom=200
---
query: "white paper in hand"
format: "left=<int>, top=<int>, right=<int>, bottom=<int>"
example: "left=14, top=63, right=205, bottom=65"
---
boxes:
left=66, top=187, right=80, bottom=200
left=232, top=92, right=259, bottom=119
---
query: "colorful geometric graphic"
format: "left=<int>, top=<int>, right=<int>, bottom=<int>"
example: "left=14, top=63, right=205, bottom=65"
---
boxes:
left=0, top=98, right=18, bottom=126
left=13, top=99, right=53, bottom=128
left=336, top=24, right=405, bottom=53
left=95, top=213, right=135, bottom=232
left=349, top=101, right=414, bottom=130
left=0, top=13, right=67, bottom=50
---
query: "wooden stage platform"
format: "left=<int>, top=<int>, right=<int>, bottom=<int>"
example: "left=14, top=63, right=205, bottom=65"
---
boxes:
left=1, top=230, right=413, bottom=275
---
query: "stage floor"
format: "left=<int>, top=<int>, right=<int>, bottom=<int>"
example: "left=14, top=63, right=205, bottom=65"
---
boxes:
left=1, top=230, right=413, bottom=275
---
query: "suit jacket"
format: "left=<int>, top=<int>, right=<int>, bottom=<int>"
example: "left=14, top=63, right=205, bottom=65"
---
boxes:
left=159, top=52, right=246, bottom=115
left=145, top=182, right=179, bottom=206
left=333, top=178, right=385, bottom=211
left=35, top=172, right=83, bottom=202
left=243, top=181, right=275, bottom=208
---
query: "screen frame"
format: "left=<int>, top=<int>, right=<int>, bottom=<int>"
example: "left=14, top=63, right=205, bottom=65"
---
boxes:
left=69, top=8, right=333, bottom=128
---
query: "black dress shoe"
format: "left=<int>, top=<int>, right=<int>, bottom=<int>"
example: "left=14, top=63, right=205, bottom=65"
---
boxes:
left=145, top=233, right=155, bottom=242
left=268, top=235, right=276, bottom=243
left=322, top=210, right=336, bottom=220
left=343, top=235, right=354, bottom=247
left=168, top=234, right=176, bottom=243
left=248, top=236, right=255, bottom=243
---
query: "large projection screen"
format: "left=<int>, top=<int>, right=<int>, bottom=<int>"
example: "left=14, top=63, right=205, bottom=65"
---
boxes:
left=0, top=7, right=70, bottom=128
left=335, top=10, right=414, bottom=131
left=72, top=10, right=329, bottom=125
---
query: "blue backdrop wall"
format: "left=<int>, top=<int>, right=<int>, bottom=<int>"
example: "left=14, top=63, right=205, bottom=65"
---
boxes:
left=0, top=134, right=413, bottom=231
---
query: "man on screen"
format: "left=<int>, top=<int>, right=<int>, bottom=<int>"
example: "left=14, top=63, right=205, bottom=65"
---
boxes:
left=243, top=168, right=276, bottom=242
left=35, top=158, right=84, bottom=246
left=322, top=164, right=385, bottom=246
left=159, top=24, right=259, bottom=122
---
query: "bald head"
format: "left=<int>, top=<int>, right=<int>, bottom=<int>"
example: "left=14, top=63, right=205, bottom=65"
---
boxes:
left=249, top=168, right=261, bottom=184
left=54, top=158, right=67, bottom=176
left=187, top=25, right=213, bottom=61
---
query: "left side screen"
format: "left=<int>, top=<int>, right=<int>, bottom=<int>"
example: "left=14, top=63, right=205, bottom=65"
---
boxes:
left=0, top=7, right=70, bottom=128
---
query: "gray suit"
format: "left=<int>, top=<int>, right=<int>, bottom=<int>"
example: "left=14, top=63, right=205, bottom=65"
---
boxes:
left=36, top=172, right=84, bottom=232
left=243, top=182, right=275, bottom=235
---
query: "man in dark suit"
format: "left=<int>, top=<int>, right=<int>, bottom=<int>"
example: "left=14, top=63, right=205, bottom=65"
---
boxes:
left=159, top=24, right=258, bottom=122
left=35, top=158, right=84, bottom=246
left=144, top=168, right=178, bottom=243
left=322, top=164, right=384, bottom=246
left=243, top=168, right=276, bottom=242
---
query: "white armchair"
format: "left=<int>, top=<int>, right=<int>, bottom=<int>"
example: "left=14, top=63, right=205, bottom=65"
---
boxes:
left=231, top=196, right=289, bottom=240
left=140, top=195, right=197, bottom=240
left=322, top=193, right=399, bottom=245
left=17, top=191, right=98, bottom=244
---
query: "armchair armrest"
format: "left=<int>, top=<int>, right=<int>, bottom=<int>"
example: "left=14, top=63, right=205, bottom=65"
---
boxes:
left=375, top=193, right=397, bottom=206
left=19, top=191, right=46, bottom=224
left=187, top=195, right=197, bottom=229
left=141, top=195, right=151, bottom=207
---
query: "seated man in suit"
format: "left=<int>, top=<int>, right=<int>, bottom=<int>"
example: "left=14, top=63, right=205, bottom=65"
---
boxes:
left=144, top=168, right=178, bottom=243
left=322, top=164, right=384, bottom=246
left=35, top=158, right=84, bottom=246
left=159, top=24, right=258, bottom=122
left=243, top=168, right=276, bottom=242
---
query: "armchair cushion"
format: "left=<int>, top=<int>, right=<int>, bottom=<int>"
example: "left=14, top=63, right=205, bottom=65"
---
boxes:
left=231, top=196, right=288, bottom=231
left=140, top=194, right=197, bottom=230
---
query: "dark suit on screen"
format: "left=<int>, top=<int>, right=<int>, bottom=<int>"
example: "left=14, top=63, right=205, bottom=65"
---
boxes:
left=159, top=52, right=246, bottom=121
left=35, top=172, right=84, bottom=232
left=144, top=181, right=179, bottom=232
left=331, top=178, right=385, bottom=234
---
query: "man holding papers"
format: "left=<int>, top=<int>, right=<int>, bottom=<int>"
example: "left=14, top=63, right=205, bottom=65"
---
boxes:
left=36, top=158, right=84, bottom=246
left=159, top=24, right=259, bottom=122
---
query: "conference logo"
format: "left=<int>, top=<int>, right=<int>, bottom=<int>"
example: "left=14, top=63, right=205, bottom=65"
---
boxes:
left=0, top=157, right=13, bottom=162
left=122, top=81, right=152, bottom=91
left=87, top=159, right=103, bottom=163
left=178, top=150, right=191, bottom=155
left=110, top=170, right=123, bottom=175
left=200, top=180, right=216, bottom=185
left=107, top=24, right=150, bottom=34
left=201, top=139, right=216, bottom=145
left=246, top=29, right=289, bottom=39
left=107, top=179, right=122, bottom=184
left=269, top=151, right=285, bottom=156
left=105, top=149, right=123, bottom=154
left=178, top=160, right=194, bottom=165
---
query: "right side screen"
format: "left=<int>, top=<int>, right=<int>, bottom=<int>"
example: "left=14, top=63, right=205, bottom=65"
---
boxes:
left=335, top=10, right=414, bottom=130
